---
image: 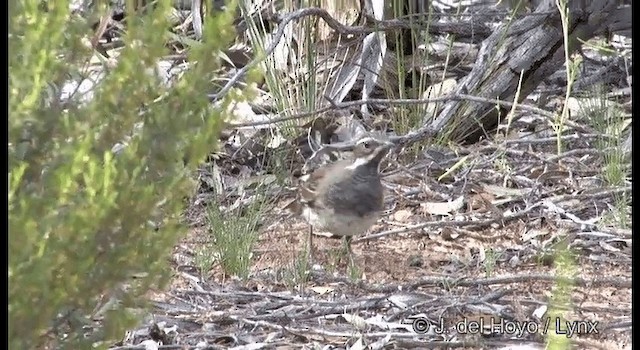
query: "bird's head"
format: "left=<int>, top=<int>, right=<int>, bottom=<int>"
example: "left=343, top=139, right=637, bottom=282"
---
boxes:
left=347, top=137, right=395, bottom=171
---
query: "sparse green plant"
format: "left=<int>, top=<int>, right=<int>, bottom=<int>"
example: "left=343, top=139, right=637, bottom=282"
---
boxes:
left=501, top=70, right=525, bottom=139
left=543, top=2, right=581, bottom=348
left=347, top=259, right=363, bottom=281
left=240, top=0, right=329, bottom=138
left=582, top=86, right=631, bottom=228
left=330, top=240, right=362, bottom=280
left=327, top=246, right=344, bottom=268
left=194, top=243, right=217, bottom=277
left=324, top=255, right=338, bottom=275
left=283, top=250, right=311, bottom=290
left=206, top=198, right=265, bottom=279
left=545, top=242, right=577, bottom=350
left=482, top=248, right=499, bottom=277
left=389, top=1, right=451, bottom=150
left=553, top=0, right=582, bottom=155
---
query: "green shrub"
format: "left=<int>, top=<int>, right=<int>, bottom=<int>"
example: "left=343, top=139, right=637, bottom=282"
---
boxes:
left=9, top=0, right=243, bottom=348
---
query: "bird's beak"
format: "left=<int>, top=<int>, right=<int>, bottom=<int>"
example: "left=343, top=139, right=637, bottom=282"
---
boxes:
left=383, top=140, right=396, bottom=150
left=371, top=141, right=395, bottom=158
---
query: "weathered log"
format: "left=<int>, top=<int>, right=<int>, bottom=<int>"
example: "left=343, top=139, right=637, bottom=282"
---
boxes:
left=428, top=0, right=629, bottom=143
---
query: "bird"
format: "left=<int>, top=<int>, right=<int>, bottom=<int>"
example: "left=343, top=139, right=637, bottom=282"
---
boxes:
left=286, top=136, right=394, bottom=264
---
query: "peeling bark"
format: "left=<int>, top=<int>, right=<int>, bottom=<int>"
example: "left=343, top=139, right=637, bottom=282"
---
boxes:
left=429, top=0, right=628, bottom=143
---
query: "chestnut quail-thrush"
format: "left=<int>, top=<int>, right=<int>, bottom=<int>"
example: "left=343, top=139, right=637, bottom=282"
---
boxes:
left=287, top=137, right=394, bottom=262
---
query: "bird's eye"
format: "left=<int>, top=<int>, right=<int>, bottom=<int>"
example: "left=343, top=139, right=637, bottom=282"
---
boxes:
left=363, top=141, right=372, bottom=149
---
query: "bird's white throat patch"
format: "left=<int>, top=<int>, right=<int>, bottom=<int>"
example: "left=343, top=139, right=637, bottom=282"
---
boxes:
left=346, top=147, right=386, bottom=170
left=345, top=156, right=370, bottom=170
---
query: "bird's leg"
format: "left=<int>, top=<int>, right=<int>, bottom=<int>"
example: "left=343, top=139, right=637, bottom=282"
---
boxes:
left=344, top=236, right=353, bottom=255
left=307, top=224, right=314, bottom=265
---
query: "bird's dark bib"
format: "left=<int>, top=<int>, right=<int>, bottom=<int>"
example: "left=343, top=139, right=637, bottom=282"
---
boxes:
left=323, top=174, right=384, bottom=217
